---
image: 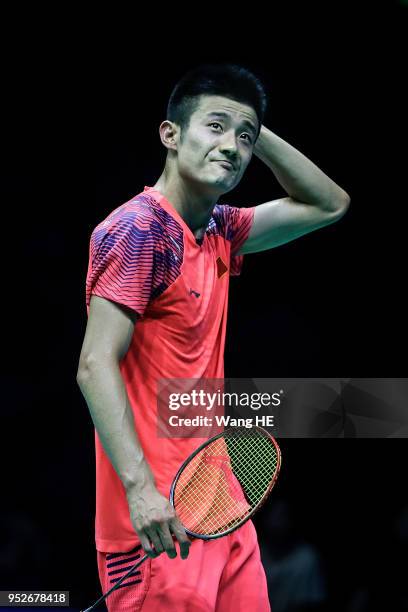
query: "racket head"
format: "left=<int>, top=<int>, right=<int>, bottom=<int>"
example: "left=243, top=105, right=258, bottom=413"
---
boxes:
left=169, top=426, right=281, bottom=540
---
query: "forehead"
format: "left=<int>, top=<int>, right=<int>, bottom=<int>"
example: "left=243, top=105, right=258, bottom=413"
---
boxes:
left=192, top=95, right=259, bottom=130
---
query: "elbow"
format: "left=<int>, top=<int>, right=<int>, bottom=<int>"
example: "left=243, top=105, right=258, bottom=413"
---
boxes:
left=77, top=350, right=118, bottom=389
left=332, top=190, right=351, bottom=220
left=319, top=188, right=351, bottom=221
left=340, top=190, right=351, bottom=212
left=76, top=352, right=100, bottom=389
left=340, top=189, right=351, bottom=216
left=76, top=355, right=89, bottom=390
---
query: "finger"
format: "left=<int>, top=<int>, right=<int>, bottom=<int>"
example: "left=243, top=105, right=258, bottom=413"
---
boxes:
left=169, top=518, right=191, bottom=559
left=145, top=525, right=165, bottom=557
left=155, top=523, right=177, bottom=559
left=139, top=531, right=160, bottom=559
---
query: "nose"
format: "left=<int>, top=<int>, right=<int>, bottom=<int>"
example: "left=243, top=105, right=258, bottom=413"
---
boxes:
left=218, top=132, right=238, bottom=160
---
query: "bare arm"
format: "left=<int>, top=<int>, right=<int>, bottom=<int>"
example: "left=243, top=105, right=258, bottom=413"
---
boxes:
left=237, top=125, right=350, bottom=254
left=77, top=295, right=190, bottom=559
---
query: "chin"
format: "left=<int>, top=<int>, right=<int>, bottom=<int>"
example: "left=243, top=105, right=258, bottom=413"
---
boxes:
left=210, top=174, right=235, bottom=188
left=189, top=173, right=235, bottom=197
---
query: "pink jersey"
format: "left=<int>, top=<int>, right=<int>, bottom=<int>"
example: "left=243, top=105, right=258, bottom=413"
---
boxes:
left=86, top=186, right=255, bottom=552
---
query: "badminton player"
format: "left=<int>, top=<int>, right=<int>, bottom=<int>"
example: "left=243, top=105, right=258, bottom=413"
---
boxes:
left=77, top=63, right=350, bottom=611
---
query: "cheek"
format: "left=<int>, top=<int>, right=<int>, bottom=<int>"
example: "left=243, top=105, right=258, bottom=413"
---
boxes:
left=243, top=150, right=254, bottom=167
left=178, top=146, right=207, bottom=178
left=181, top=142, right=212, bottom=168
left=189, top=128, right=216, bottom=153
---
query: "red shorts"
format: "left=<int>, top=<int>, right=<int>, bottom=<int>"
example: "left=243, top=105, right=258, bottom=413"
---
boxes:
left=96, top=520, right=270, bottom=611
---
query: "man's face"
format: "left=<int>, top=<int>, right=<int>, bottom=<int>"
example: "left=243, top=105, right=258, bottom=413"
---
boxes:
left=174, top=95, right=259, bottom=195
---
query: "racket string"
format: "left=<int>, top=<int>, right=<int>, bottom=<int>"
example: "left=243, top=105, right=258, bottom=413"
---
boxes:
left=173, top=429, right=280, bottom=535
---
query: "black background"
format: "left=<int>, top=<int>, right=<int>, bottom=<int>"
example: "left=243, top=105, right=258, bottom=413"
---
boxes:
left=1, top=2, right=407, bottom=610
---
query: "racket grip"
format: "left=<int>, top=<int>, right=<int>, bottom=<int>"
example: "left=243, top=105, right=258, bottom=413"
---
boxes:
left=81, top=553, right=149, bottom=612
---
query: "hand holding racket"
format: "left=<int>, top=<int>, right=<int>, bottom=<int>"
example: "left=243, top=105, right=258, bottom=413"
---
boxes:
left=126, top=481, right=191, bottom=560
left=81, top=426, right=281, bottom=612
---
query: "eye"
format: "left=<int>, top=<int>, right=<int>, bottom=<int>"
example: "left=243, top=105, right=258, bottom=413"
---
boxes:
left=209, top=122, right=223, bottom=131
left=240, top=133, right=253, bottom=144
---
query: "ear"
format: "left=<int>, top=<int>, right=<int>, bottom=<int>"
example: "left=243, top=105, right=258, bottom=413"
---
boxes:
left=158, top=120, right=180, bottom=151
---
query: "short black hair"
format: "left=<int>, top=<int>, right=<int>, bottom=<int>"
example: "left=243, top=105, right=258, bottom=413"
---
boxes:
left=167, top=63, right=267, bottom=139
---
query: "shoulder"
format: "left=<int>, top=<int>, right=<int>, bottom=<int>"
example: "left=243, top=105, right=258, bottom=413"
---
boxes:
left=92, top=195, right=154, bottom=235
left=211, top=202, right=238, bottom=228
left=90, top=194, right=168, bottom=252
left=211, top=202, right=240, bottom=221
left=209, top=203, right=249, bottom=240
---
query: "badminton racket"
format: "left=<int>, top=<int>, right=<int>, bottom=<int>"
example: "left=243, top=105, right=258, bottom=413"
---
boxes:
left=81, top=425, right=281, bottom=611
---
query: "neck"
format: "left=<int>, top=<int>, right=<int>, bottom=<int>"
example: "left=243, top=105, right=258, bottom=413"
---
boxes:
left=152, top=170, right=219, bottom=233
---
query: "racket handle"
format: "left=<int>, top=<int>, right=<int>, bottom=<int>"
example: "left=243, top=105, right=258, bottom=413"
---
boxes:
left=81, top=553, right=149, bottom=612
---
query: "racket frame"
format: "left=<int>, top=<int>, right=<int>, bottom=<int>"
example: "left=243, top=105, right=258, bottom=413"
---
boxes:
left=169, top=425, right=281, bottom=540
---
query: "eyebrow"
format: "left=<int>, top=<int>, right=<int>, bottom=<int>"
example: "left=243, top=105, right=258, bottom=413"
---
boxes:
left=205, top=111, right=258, bottom=136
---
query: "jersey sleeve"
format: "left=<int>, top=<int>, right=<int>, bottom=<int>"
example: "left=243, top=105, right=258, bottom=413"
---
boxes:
left=219, top=205, right=255, bottom=276
left=86, top=207, right=159, bottom=317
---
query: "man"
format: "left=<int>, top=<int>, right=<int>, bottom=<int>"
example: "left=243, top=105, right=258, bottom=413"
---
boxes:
left=77, top=63, right=350, bottom=611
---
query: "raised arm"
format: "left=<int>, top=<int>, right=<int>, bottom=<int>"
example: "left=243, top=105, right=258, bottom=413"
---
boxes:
left=237, top=125, right=350, bottom=254
left=76, top=295, right=190, bottom=560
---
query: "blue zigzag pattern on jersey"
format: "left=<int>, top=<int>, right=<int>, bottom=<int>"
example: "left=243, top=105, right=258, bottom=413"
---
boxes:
left=207, top=204, right=240, bottom=242
left=87, top=196, right=184, bottom=311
